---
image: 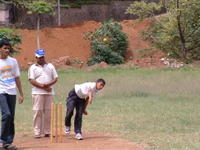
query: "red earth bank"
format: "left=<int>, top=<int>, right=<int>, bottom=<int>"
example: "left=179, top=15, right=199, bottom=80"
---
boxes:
left=15, top=19, right=165, bottom=69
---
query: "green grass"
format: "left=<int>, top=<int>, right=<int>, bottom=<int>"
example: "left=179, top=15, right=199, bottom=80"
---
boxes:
left=15, top=66, right=200, bottom=150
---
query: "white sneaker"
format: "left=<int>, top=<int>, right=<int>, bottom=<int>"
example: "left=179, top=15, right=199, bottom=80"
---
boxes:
left=65, top=126, right=70, bottom=134
left=75, top=133, right=83, bottom=140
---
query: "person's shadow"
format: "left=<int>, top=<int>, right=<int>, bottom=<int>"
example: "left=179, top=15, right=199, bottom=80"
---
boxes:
left=0, top=145, right=48, bottom=150
left=0, top=147, right=16, bottom=150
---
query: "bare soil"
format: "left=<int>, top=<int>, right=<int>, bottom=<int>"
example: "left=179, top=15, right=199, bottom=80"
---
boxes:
left=15, top=19, right=165, bottom=69
left=0, top=133, right=146, bottom=150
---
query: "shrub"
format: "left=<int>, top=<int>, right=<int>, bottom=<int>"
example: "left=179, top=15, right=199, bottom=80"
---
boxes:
left=86, top=19, right=128, bottom=65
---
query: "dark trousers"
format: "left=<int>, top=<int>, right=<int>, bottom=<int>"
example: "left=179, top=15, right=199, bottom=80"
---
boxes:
left=0, top=94, right=16, bottom=144
left=65, top=89, right=86, bottom=134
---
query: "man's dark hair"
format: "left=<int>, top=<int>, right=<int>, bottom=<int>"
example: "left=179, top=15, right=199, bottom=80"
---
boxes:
left=0, top=39, right=11, bottom=48
left=96, top=78, right=106, bottom=85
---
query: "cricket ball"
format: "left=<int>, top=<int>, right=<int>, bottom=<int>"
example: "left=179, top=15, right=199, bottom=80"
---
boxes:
left=103, top=38, right=108, bottom=42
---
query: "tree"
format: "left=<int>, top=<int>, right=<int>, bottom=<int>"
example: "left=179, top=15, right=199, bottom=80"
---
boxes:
left=26, top=1, right=54, bottom=49
left=1, top=0, right=56, bottom=49
left=0, top=0, right=36, bottom=6
left=126, top=1, right=162, bottom=20
left=126, top=0, right=200, bottom=63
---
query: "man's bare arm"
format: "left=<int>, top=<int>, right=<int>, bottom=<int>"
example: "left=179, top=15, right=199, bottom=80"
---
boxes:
left=44, top=78, right=58, bottom=87
left=29, top=79, right=51, bottom=92
left=15, top=77, right=24, bottom=104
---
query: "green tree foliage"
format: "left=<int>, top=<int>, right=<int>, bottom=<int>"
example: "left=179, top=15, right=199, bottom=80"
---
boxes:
left=126, top=0, right=200, bottom=63
left=85, top=20, right=128, bottom=65
left=126, top=1, right=161, bottom=19
left=26, top=1, right=54, bottom=15
left=0, top=0, right=56, bottom=7
left=0, top=28, right=21, bottom=54
left=3, top=0, right=55, bottom=4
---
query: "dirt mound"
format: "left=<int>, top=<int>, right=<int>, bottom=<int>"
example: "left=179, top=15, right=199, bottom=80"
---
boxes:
left=121, top=19, right=165, bottom=68
left=12, top=133, right=145, bottom=150
left=16, top=21, right=101, bottom=69
left=15, top=19, right=165, bottom=69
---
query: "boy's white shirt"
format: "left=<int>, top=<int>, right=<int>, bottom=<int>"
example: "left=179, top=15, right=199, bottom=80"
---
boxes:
left=28, top=63, right=58, bottom=95
left=75, top=82, right=98, bottom=99
left=0, top=56, right=20, bottom=95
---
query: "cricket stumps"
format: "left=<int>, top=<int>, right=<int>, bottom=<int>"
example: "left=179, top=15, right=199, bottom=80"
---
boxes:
left=51, top=103, right=63, bottom=143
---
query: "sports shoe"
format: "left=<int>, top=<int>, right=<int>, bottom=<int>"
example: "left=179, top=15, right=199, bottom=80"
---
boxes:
left=34, top=134, right=41, bottom=138
left=75, top=133, right=83, bottom=140
left=3, top=143, right=17, bottom=150
left=65, top=126, right=70, bottom=134
left=44, top=134, right=50, bottom=137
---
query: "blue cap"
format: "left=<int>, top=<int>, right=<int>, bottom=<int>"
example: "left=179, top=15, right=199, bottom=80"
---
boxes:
left=35, top=49, right=45, bottom=57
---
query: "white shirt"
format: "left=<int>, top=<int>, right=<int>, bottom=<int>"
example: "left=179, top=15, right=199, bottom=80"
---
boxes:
left=0, top=56, right=20, bottom=95
left=28, top=63, right=58, bottom=95
left=75, top=82, right=98, bottom=99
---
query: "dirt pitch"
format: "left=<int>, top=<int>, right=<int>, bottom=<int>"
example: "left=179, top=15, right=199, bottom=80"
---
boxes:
left=0, top=133, right=145, bottom=150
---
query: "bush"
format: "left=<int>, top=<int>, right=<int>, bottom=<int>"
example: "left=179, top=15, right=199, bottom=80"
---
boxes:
left=0, top=28, right=22, bottom=54
left=86, top=19, right=128, bottom=65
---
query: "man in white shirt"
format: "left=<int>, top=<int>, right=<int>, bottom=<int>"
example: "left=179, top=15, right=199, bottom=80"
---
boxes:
left=0, top=40, right=24, bottom=149
left=28, top=49, right=58, bottom=138
left=65, top=79, right=105, bottom=140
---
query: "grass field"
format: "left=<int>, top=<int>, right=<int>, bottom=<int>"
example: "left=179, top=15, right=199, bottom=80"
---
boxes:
left=15, top=66, right=200, bottom=150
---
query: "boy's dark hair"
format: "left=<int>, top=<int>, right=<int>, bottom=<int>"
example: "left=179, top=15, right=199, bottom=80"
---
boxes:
left=0, top=39, right=11, bottom=48
left=96, top=78, right=106, bottom=85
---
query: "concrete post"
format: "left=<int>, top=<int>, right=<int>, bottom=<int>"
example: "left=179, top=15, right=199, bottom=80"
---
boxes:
left=0, top=3, right=11, bottom=26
